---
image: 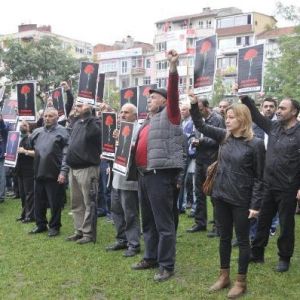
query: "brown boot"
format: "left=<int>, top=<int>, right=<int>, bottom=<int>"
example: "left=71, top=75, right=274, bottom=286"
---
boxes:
left=227, top=274, right=247, bottom=299
left=209, top=269, right=230, bottom=292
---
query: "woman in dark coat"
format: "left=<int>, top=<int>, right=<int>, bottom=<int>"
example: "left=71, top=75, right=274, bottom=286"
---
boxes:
left=189, top=94, right=265, bottom=299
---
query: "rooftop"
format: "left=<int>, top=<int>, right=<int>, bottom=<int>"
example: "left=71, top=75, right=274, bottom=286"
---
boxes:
left=257, top=26, right=296, bottom=39
left=155, top=7, right=242, bottom=24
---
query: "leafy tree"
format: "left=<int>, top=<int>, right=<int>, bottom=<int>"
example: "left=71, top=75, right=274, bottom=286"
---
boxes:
left=264, top=3, right=300, bottom=100
left=0, top=36, right=81, bottom=95
left=212, top=71, right=225, bottom=107
left=104, top=86, right=120, bottom=111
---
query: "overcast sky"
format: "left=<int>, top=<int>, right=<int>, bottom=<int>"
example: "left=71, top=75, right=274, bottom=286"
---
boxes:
left=0, top=0, right=298, bottom=45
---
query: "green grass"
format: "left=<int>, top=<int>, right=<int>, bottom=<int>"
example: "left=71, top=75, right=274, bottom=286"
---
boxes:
left=0, top=197, right=299, bottom=299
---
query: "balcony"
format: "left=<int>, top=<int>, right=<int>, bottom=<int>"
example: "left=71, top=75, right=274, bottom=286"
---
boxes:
left=216, top=25, right=252, bottom=37
left=131, top=67, right=145, bottom=75
left=218, top=66, right=237, bottom=77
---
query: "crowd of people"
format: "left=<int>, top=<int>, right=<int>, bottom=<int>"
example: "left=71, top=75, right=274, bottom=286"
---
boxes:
left=0, top=49, right=300, bottom=298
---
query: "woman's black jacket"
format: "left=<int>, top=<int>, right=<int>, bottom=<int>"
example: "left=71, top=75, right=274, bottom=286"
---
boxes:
left=190, top=103, right=265, bottom=210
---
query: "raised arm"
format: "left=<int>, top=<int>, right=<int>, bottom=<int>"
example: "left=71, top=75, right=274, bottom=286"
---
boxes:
left=240, top=96, right=272, bottom=134
left=61, top=81, right=74, bottom=118
left=189, top=94, right=226, bottom=144
left=166, top=50, right=180, bottom=125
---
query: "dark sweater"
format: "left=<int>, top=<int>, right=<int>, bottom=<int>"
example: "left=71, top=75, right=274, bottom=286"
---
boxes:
left=15, top=135, right=34, bottom=177
left=66, top=116, right=101, bottom=169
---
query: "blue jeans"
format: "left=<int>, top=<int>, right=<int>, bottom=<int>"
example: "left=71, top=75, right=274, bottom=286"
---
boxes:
left=0, top=159, right=6, bottom=200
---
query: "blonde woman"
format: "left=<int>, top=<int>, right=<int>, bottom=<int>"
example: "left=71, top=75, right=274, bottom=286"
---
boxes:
left=189, top=94, right=265, bottom=299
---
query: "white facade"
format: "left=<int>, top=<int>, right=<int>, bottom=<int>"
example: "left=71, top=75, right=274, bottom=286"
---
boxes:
left=153, top=7, right=242, bottom=96
left=96, top=46, right=155, bottom=90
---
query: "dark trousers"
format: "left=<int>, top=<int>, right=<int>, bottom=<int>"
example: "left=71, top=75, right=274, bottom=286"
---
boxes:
left=194, top=163, right=208, bottom=228
left=97, top=160, right=111, bottom=216
left=18, top=176, right=34, bottom=220
left=173, top=185, right=180, bottom=232
left=216, top=199, right=250, bottom=274
left=138, top=169, right=176, bottom=272
left=34, top=179, right=64, bottom=230
left=111, top=188, right=140, bottom=248
left=252, top=189, right=298, bottom=261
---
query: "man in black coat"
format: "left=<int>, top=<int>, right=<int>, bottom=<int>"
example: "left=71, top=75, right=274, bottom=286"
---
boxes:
left=65, top=102, right=101, bottom=245
left=29, top=108, right=69, bottom=237
left=241, top=96, right=300, bottom=272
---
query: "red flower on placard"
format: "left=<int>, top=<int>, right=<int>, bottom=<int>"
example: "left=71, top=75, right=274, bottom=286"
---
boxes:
left=10, top=133, right=17, bottom=142
left=105, top=115, right=113, bottom=126
left=244, top=48, right=258, bottom=79
left=52, top=89, right=61, bottom=110
left=21, top=84, right=31, bottom=109
left=200, top=40, right=212, bottom=76
left=124, top=89, right=134, bottom=103
left=84, top=64, right=94, bottom=74
left=53, top=90, right=61, bottom=99
left=9, top=133, right=18, bottom=153
left=84, top=64, right=95, bottom=89
left=121, top=125, right=131, bottom=155
left=200, top=40, right=212, bottom=54
left=105, top=115, right=114, bottom=143
left=244, top=48, right=258, bottom=61
left=122, top=125, right=131, bottom=137
left=143, top=87, right=151, bottom=97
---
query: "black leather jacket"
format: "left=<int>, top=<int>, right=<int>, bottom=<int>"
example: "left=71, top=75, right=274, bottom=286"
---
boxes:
left=241, top=96, right=300, bottom=192
left=190, top=103, right=265, bottom=209
left=192, top=111, right=224, bottom=165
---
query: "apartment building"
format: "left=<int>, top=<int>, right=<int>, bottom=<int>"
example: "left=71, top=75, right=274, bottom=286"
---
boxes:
left=216, top=12, right=276, bottom=93
left=94, top=36, right=155, bottom=90
left=0, top=24, right=93, bottom=59
left=153, top=7, right=242, bottom=95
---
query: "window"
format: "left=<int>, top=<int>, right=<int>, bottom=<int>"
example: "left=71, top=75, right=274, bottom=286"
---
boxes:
left=145, top=59, right=151, bottom=69
left=198, top=21, right=204, bottom=28
left=189, top=77, right=193, bottom=87
left=217, top=56, right=237, bottom=69
left=156, top=42, right=167, bottom=52
left=217, top=14, right=252, bottom=28
left=134, top=78, right=139, bottom=86
left=236, top=36, right=252, bottom=46
left=247, top=15, right=252, bottom=25
left=235, top=15, right=248, bottom=26
left=121, top=77, right=130, bottom=89
left=132, top=57, right=143, bottom=68
left=206, top=20, right=212, bottom=28
left=121, top=60, right=128, bottom=74
left=75, top=47, right=84, bottom=54
left=179, top=77, right=185, bottom=86
left=245, top=36, right=250, bottom=45
left=143, top=77, right=151, bottom=85
left=157, top=78, right=167, bottom=88
left=180, top=20, right=188, bottom=29
left=217, top=17, right=234, bottom=28
left=156, top=60, right=168, bottom=70
left=99, top=61, right=117, bottom=73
